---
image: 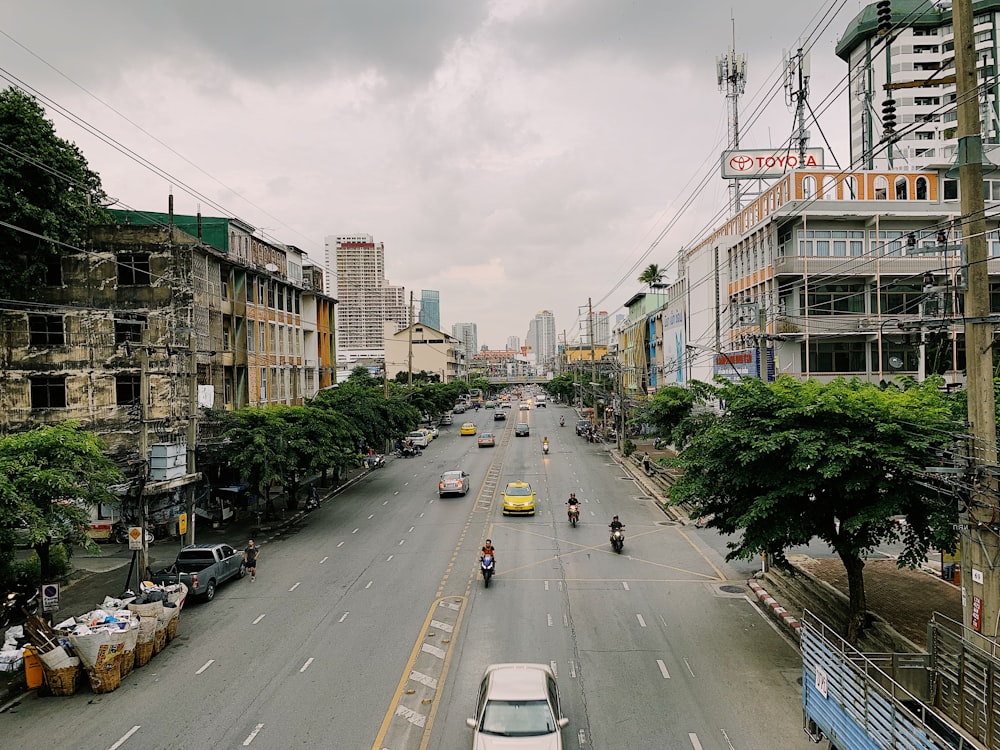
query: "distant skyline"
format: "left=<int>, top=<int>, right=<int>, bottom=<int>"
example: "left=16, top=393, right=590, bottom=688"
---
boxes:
left=5, top=2, right=850, bottom=346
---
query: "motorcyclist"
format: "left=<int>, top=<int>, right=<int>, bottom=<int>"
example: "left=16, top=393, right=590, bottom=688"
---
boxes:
left=566, top=493, right=580, bottom=520
left=559, top=416, right=565, bottom=427
left=542, top=437, right=550, bottom=452
left=481, top=539, right=496, bottom=562
left=609, top=515, right=624, bottom=534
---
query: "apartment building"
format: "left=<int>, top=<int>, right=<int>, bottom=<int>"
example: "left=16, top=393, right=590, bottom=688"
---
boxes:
left=383, top=322, right=463, bottom=383
left=838, top=0, right=1000, bottom=170
left=326, top=234, right=408, bottom=364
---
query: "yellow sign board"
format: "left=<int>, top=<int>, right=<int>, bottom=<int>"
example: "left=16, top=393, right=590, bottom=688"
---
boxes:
left=178, top=513, right=188, bottom=536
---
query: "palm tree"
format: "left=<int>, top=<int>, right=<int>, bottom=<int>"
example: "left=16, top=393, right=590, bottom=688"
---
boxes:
left=638, top=263, right=664, bottom=291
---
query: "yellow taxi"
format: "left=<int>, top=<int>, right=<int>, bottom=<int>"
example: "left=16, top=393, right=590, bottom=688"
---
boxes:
left=460, top=422, right=478, bottom=436
left=501, top=481, right=536, bottom=516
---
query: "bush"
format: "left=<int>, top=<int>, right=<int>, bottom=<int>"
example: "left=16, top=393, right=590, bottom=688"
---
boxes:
left=7, top=543, right=73, bottom=589
left=623, top=439, right=636, bottom=457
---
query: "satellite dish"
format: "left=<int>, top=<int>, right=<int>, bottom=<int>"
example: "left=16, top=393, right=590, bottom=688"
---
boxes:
left=888, top=356, right=904, bottom=370
left=264, top=263, right=279, bottom=273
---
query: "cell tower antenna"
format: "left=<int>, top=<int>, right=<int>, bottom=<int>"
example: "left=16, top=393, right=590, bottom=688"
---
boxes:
left=717, top=15, right=747, bottom=215
left=784, top=46, right=811, bottom=162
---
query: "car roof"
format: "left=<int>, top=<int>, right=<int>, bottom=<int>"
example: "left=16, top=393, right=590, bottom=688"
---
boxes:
left=505, top=481, right=531, bottom=490
left=484, top=663, right=553, bottom=701
left=480, top=432, right=495, bottom=437
left=443, top=470, right=464, bottom=477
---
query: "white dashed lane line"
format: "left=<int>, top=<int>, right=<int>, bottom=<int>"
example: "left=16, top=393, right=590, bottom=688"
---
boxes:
left=289, top=582, right=301, bottom=592
left=657, top=659, right=671, bottom=679
left=107, top=725, right=141, bottom=750
left=338, top=612, right=350, bottom=623
left=195, top=660, right=214, bottom=674
left=242, top=723, right=264, bottom=746
left=252, top=614, right=266, bottom=625
left=319, top=556, right=328, bottom=564
left=299, top=658, right=314, bottom=673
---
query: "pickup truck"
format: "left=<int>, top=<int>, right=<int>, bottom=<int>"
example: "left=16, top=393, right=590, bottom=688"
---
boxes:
left=151, top=543, right=246, bottom=601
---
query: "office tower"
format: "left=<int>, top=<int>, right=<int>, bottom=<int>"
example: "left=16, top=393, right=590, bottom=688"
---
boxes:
left=452, top=322, right=478, bottom=367
left=419, top=290, right=441, bottom=330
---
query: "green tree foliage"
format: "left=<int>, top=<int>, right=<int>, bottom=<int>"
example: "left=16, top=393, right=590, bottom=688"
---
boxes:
left=544, top=374, right=576, bottom=404
left=219, top=407, right=296, bottom=518
left=668, top=376, right=961, bottom=643
left=0, top=423, right=122, bottom=584
left=0, top=88, right=112, bottom=299
left=633, top=382, right=718, bottom=447
left=638, top=263, right=663, bottom=290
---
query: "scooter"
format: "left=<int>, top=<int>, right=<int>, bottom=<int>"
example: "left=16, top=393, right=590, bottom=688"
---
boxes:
left=567, top=505, right=580, bottom=527
left=0, top=579, right=39, bottom=628
left=304, top=492, right=320, bottom=512
left=559, top=417, right=565, bottom=427
left=480, top=554, right=495, bottom=588
left=542, top=441, right=550, bottom=455
left=610, top=525, right=626, bottom=553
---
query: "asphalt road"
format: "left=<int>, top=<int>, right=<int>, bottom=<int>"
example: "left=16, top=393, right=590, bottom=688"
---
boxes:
left=1, top=404, right=816, bottom=749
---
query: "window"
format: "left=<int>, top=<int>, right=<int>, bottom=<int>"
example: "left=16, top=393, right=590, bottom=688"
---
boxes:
left=843, top=175, right=859, bottom=200
left=259, top=321, right=266, bottom=352
left=802, top=175, right=816, bottom=199
left=876, top=284, right=924, bottom=315
left=30, top=376, right=67, bottom=408
left=117, top=254, right=151, bottom=286
left=260, top=367, right=268, bottom=401
left=895, top=177, right=908, bottom=200
left=267, top=283, right=275, bottom=308
left=114, top=315, right=146, bottom=344
left=943, top=179, right=958, bottom=200
left=28, top=314, right=65, bottom=346
left=804, top=341, right=867, bottom=373
left=258, top=281, right=265, bottom=305
left=915, top=176, right=929, bottom=200
left=115, top=375, right=141, bottom=405
left=803, top=284, right=866, bottom=315
left=874, top=176, right=889, bottom=200
left=247, top=321, right=255, bottom=353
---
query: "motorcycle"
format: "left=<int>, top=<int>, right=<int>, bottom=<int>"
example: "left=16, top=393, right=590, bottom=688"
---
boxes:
left=0, top=579, right=39, bottom=628
left=304, top=492, right=320, bottom=512
left=542, top=441, right=550, bottom=455
left=480, top=554, right=495, bottom=588
left=365, top=453, right=386, bottom=469
left=559, top=417, right=565, bottom=427
left=113, top=521, right=155, bottom=546
left=567, top=505, right=580, bottom=527
left=609, top=525, right=626, bottom=553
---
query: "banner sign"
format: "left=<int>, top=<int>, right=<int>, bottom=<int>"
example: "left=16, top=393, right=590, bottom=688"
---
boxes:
left=721, top=148, right=825, bottom=179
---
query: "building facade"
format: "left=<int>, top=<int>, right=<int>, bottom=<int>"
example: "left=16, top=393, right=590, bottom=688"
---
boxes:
left=383, top=322, right=463, bottom=383
left=325, top=234, right=408, bottom=364
left=451, top=322, right=479, bottom=370
left=837, top=0, right=1000, bottom=170
left=419, top=289, right=441, bottom=331
left=526, top=310, right=557, bottom=369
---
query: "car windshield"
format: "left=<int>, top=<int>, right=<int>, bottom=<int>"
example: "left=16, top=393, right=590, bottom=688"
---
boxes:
left=480, top=699, right=556, bottom=736
left=505, top=486, right=531, bottom=496
left=443, top=472, right=462, bottom=481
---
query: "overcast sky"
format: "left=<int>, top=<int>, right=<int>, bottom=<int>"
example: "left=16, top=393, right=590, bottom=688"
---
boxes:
left=2, top=0, right=861, bottom=349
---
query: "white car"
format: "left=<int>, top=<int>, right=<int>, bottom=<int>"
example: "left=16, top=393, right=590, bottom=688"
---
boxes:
left=406, top=431, right=429, bottom=448
left=467, top=663, right=568, bottom=748
left=426, top=425, right=440, bottom=439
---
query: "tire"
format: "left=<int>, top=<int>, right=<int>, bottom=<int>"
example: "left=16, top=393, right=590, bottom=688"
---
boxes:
left=484, top=570, right=492, bottom=588
left=237, top=564, right=247, bottom=579
left=203, top=579, right=217, bottom=602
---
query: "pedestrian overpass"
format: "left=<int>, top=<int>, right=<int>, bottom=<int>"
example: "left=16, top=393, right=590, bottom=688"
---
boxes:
left=482, top=375, right=550, bottom=385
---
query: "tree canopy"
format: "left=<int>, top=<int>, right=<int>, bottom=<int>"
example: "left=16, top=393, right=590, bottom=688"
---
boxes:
left=0, top=87, right=112, bottom=299
left=0, top=423, right=122, bottom=583
left=668, top=376, right=962, bottom=643
left=638, top=263, right=664, bottom=290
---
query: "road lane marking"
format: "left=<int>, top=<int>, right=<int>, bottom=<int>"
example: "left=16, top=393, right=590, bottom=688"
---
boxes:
left=242, top=724, right=264, bottom=746
left=563, top=613, right=569, bottom=627
left=569, top=660, right=576, bottom=678
left=550, top=660, right=558, bottom=677
left=337, top=541, right=345, bottom=548
left=195, top=659, right=214, bottom=674
left=368, top=514, right=375, bottom=520
left=383, top=500, right=389, bottom=505
left=544, top=580, right=549, bottom=590
left=300, top=658, right=314, bottom=673
left=365, top=581, right=373, bottom=589
left=352, top=528, right=360, bottom=534
left=339, top=612, right=350, bottom=623
left=684, top=658, right=695, bottom=677
left=688, top=733, right=703, bottom=749
left=547, top=613, right=553, bottom=627
left=319, top=556, right=328, bottom=564
left=399, top=539, right=406, bottom=545
left=386, top=555, right=393, bottom=561
left=108, top=725, right=141, bottom=749
left=622, top=581, right=630, bottom=590
left=429, top=619, right=453, bottom=633
left=408, top=526, right=415, bottom=533
left=421, top=643, right=446, bottom=659
left=657, top=659, right=671, bottom=678
left=419, top=512, right=425, bottom=517
left=409, top=670, right=438, bottom=688
left=578, top=729, right=587, bottom=745
left=252, top=614, right=266, bottom=624
left=394, top=705, right=426, bottom=728
left=289, top=582, right=301, bottom=592
left=636, top=614, right=647, bottom=627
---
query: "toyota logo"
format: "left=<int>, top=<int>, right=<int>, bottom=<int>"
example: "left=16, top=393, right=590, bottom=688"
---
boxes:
left=729, top=154, right=754, bottom=172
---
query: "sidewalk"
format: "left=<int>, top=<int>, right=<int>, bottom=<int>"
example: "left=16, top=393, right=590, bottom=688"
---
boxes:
left=1, top=464, right=373, bottom=706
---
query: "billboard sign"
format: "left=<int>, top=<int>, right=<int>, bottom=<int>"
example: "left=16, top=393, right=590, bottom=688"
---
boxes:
left=721, top=148, right=824, bottom=179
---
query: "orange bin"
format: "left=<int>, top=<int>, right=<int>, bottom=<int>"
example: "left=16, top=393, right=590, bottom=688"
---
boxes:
left=23, top=645, right=43, bottom=690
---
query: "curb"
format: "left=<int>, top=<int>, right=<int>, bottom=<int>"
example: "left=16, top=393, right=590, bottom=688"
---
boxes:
left=747, top=578, right=802, bottom=639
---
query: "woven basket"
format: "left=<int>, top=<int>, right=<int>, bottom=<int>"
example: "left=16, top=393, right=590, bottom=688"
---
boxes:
left=166, top=616, right=179, bottom=642
left=152, top=626, right=167, bottom=654
left=43, top=665, right=79, bottom=697
left=120, top=648, right=135, bottom=677
left=135, top=641, right=153, bottom=667
left=87, top=662, right=121, bottom=694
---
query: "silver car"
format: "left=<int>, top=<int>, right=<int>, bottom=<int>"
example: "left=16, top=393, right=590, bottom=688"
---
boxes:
left=466, top=663, right=568, bottom=748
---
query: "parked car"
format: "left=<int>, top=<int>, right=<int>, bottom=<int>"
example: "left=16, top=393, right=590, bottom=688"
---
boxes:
left=460, top=422, right=478, bottom=436
left=439, top=470, right=470, bottom=497
left=407, top=430, right=430, bottom=447
left=501, top=481, right=536, bottom=515
left=466, top=663, right=569, bottom=748
left=478, top=432, right=496, bottom=448
left=439, top=414, right=454, bottom=426
left=515, top=423, right=530, bottom=437
left=150, top=543, right=246, bottom=601
left=575, top=420, right=591, bottom=436
left=454, top=404, right=467, bottom=414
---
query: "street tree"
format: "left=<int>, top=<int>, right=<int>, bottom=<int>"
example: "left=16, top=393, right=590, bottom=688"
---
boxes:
left=220, top=408, right=295, bottom=519
left=0, top=88, right=112, bottom=300
left=668, top=376, right=961, bottom=643
left=281, top=405, right=361, bottom=508
left=0, top=423, right=122, bottom=584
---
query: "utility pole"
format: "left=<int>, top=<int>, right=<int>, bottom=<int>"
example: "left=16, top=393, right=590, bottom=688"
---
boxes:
left=954, top=0, right=1000, bottom=638
left=138, top=345, right=150, bottom=580
left=185, top=327, right=198, bottom=546
left=757, top=305, right=769, bottom=382
left=407, top=291, right=414, bottom=387
left=589, top=298, right=597, bottom=430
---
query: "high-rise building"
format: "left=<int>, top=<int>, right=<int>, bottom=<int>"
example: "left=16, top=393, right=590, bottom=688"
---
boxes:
left=837, top=1, right=1000, bottom=171
left=507, top=335, right=521, bottom=354
left=451, top=322, right=478, bottom=370
left=581, top=311, right=610, bottom=346
left=325, top=234, right=408, bottom=364
left=526, top=311, right=557, bottom=368
left=419, top=289, right=441, bottom=330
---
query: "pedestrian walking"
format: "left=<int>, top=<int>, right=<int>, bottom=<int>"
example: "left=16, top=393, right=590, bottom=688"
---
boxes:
left=642, top=452, right=651, bottom=475
left=244, top=539, right=260, bottom=582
